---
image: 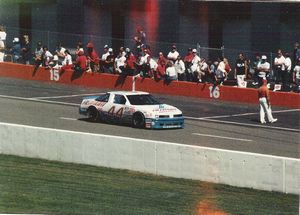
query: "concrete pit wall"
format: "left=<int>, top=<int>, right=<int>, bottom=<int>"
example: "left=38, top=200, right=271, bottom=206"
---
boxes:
left=0, top=122, right=299, bottom=195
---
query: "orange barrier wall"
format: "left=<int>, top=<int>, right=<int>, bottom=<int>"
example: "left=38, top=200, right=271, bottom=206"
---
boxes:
left=0, top=62, right=299, bottom=108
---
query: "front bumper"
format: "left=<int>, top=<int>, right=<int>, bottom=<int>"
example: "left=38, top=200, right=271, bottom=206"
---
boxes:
left=145, top=117, right=184, bottom=129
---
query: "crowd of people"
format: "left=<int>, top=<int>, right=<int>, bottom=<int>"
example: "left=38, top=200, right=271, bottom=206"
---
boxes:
left=0, top=25, right=299, bottom=92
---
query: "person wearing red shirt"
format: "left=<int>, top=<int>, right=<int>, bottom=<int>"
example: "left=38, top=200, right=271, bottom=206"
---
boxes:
left=75, top=49, right=87, bottom=73
left=184, top=48, right=194, bottom=81
left=86, top=42, right=100, bottom=72
left=124, top=48, right=136, bottom=76
left=258, top=79, right=277, bottom=124
left=156, top=52, right=167, bottom=80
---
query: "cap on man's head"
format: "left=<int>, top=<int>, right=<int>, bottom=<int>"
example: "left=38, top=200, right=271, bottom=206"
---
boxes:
left=13, top=37, right=19, bottom=43
left=192, top=49, right=197, bottom=53
left=172, top=44, right=176, bottom=49
left=108, top=48, right=113, bottom=53
left=261, top=55, right=267, bottom=60
left=104, top=45, right=109, bottom=49
left=125, top=48, right=130, bottom=53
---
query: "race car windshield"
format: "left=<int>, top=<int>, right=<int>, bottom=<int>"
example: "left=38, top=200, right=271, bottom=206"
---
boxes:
left=127, top=94, right=161, bottom=105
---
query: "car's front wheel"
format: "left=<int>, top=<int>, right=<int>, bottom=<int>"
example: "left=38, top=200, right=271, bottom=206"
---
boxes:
left=132, top=112, right=145, bottom=128
left=87, top=106, right=99, bottom=122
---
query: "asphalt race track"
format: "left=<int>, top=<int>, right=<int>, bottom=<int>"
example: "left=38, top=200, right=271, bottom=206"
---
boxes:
left=0, top=77, right=299, bottom=159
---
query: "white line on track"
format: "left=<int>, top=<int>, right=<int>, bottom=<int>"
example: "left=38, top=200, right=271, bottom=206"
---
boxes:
left=186, top=117, right=300, bottom=132
left=0, top=94, right=78, bottom=106
left=192, top=133, right=253, bottom=142
left=192, top=109, right=300, bottom=119
left=31, top=93, right=103, bottom=99
left=59, top=117, right=77, bottom=121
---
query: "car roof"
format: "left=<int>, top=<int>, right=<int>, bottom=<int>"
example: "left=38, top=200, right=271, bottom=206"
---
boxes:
left=107, top=91, right=150, bottom=96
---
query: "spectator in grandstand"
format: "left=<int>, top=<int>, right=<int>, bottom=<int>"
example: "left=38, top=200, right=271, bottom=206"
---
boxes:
left=234, top=53, right=247, bottom=87
left=207, top=60, right=218, bottom=84
left=167, top=44, right=179, bottom=63
left=119, top=46, right=126, bottom=57
left=293, top=42, right=300, bottom=66
left=55, top=42, right=66, bottom=65
left=148, top=55, right=158, bottom=79
left=0, top=25, right=6, bottom=62
left=257, top=55, right=270, bottom=86
left=103, top=48, right=114, bottom=74
left=165, top=61, right=177, bottom=82
left=274, top=49, right=285, bottom=84
left=33, top=42, right=43, bottom=68
left=251, top=53, right=261, bottom=86
left=258, top=79, right=277, bottom=124
left=21, top=34, right=31, bottom=65
left=42, top=46, right=53, bottom=68
left=174, top=55, right=186, bottom=81
left=100, top=45, right=109, bottom=72
left=155, top=52, right=167, bottom=80
left=49, top=55, right=61, bottom=73
left=114, top=48, right=126, bottom=74
left=138, top=48, right=152, bottom=78
left=184, top=48, right=194, bottom=82
left=75, top=42, right=83, bottom=56
left=74, top=49, right=87, bottom=73
left=198, top=58, right=209, bottom=83
left=10, top=37, right=21, bottom=63
left=123, top=48, right=136, bottom=76
left=216, top=58, right=228, bottom=85
left=188, top=49, right=201, bottom=82
left=86, top=42, right=100, bottom=73
left=62, top=49, right=73, bottom=67
left=283, top=52, right=292, bottom=91
left=134, top=26, right=146, bottom=50
left=293, top=59, right=300, bottom=93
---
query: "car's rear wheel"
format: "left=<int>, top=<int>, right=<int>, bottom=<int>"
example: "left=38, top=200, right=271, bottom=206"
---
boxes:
left=87, top=107, right=99, bottom=122
left=132, top=112, right=145, bottom=128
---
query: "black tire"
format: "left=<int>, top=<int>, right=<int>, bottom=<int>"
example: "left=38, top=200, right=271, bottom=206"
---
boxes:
left=132, top=112, right=145, bottom=128
left=87, top=107, right=99, bottom=122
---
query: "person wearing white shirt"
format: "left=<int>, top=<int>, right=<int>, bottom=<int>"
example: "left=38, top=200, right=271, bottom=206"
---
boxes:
left=257, top=55, right=270, bottom=85
left=216, top=59, right=227, bottom=85
left=166, top=61, right=177, bottom=82
left=167, top=45, right=179, bottom=63
left=274, top=49, right=285, bottom=84
left=188, top=49, right=201, bottom=82
left=0, top=25, right=6, bottom=62
left=283, top=53, right=292, bottom=91
left=62, top=49, right=73, bottom=66
left=174, top=55, right=186, bottom=81
left=114, top=51, right=126, bottom=74
left=199, top=58, right=208, bottom=83
left=42, top=46, right=53, bottom=68
left=293, top=60, right=300, bottom=92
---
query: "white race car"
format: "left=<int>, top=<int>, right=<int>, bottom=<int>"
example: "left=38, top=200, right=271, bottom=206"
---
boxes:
left=79, top=91, right=184, bottom=129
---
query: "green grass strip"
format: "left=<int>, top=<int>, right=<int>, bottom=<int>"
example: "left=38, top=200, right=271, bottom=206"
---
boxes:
left=0, top=154, right=298, bottom=215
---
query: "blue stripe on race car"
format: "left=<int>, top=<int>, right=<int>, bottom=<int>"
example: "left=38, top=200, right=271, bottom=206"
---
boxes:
left=148, top=117, right=184, bottom=129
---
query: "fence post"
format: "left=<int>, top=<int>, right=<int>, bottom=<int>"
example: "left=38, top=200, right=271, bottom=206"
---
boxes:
left=197, top=43, right=201, bottom=58
left=47, top=31, right=50, bottom=50
left=221, top=45, right=225, bottom=58
left=270, top=52, right=273, bottom=81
